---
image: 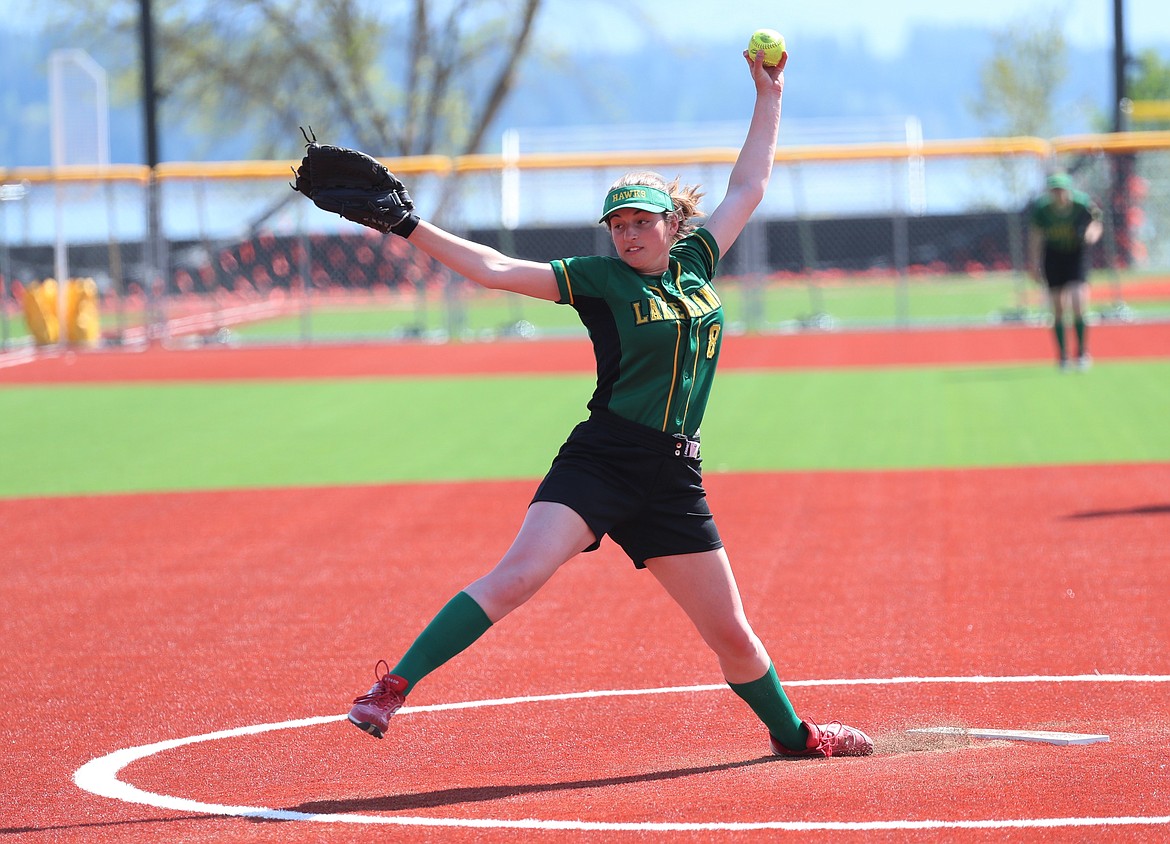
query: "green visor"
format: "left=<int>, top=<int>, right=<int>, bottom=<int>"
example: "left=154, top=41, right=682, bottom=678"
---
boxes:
left=1047, top=173, right=1073, bottom=190
left=599, top=185, right=674, bottom=223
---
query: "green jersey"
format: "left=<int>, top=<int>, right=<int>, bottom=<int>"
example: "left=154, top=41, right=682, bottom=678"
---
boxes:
left=551, top=227, right=723, bottom=437
left=1029, top=190, right=1101, bottom=255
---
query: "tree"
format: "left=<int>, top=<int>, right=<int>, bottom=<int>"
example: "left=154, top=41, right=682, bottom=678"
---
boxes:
left=1126, top=48, right=1170, bottom=130
left=47, top=0, right=545, bottom=160
left=968, top=10, right=1068, bottom=138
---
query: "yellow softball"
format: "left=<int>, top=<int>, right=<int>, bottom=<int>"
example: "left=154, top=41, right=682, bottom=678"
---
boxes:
left=747, top=28, right=786, bottom=66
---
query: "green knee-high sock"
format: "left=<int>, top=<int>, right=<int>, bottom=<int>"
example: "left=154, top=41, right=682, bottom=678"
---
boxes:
left=391, top=591, right=492, bottom=694
left=1074, top=316, right=1087, bottom=357
left=1052, top=320, right=1067, bottom=360
left=728, top=664, right=807, bottom=750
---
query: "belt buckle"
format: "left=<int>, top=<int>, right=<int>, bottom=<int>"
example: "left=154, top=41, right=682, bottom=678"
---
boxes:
left=673, top=434, right=700, bottom=459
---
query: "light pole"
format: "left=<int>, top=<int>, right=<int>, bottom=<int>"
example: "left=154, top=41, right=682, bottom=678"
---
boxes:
left=1112, top=0, right=1127, bottom=132
left=139, top=0, right=164, bottom=342
left=1109, top=0, right=1136, bottom=272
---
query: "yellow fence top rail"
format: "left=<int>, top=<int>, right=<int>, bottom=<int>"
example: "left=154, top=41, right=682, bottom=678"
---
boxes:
left=776, top=136, right=1051, bottom=162
left=154, top=154, right=453, bottom=180
left=1052, top=130, right=1170, bottom=153
left=2, top=132, right=1168, bottom=185
left=456, top=138, right=1054, bottom=172
left=0, top=164, right=151, bottom=184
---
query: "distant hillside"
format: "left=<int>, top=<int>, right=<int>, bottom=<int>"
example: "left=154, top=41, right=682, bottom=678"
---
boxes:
left=497, top=26, right=1118, bottom=145
left=0, top=22, right=1130, bottom=168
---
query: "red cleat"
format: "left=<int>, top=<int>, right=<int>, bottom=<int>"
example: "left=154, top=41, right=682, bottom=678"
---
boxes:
left=348, top=660, right=408, bottom=739
left=770, top=720, right=874, bottom=758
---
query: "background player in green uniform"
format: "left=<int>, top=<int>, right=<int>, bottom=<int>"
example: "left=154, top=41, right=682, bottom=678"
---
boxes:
left=346, top=45, right=873, bottom=759
left=1028, top=172, right=1104, bottom=369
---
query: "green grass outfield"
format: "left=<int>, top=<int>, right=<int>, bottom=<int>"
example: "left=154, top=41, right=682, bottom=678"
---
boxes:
left=2, top=359, right=1168, bottom=498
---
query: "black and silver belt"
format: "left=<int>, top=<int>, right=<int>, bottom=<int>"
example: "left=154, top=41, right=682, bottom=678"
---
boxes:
left=672, top=434, right=701, bottom=459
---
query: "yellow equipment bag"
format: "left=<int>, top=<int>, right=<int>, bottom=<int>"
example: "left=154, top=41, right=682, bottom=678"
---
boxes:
left=21, top=279, right=59, bottom=346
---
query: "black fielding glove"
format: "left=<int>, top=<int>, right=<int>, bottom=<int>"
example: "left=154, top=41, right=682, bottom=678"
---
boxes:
left=291, top=128, right=420, bottom=237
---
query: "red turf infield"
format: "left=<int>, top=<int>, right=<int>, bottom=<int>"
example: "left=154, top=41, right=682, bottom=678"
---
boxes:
left=1, top=328, right=1168, bottom=842
left=2, top=468, right=1169, bottom=842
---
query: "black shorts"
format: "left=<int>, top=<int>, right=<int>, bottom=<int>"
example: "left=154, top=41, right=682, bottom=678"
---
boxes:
left=1043, top=250, right=1089, bottom=290
left=531, top=410, right=723, bottom=569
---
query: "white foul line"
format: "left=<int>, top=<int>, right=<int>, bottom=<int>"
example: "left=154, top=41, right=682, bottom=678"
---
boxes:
left=74, top=673, right=1170, bottom=833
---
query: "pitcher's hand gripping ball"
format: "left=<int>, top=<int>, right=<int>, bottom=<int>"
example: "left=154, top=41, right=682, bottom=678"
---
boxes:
left=747, top=28, right=786, bottom=66
left=291, top=127, right=419, bottom=237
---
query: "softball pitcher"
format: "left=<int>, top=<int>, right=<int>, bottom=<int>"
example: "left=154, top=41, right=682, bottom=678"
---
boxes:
left=298, top=45, right=873, bottom=759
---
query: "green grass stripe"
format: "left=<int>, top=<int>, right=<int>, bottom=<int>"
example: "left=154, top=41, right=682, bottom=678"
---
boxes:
left=227, top=274, right=1170, bottom=340
left=5, top=272, right=1167, bottom=343
left=1, top=360, right=1167, bottom=498
left=702, top=361, right=1170, bottom=471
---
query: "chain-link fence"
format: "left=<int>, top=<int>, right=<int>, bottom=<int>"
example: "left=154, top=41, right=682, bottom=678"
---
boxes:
left=3, top=132, right=1170, bottom=350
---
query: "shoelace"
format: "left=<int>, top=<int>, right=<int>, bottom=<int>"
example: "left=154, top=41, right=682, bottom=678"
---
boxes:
left=814, top=721, right=849, bottom=756
left=351, top=659, right=400, bottom=705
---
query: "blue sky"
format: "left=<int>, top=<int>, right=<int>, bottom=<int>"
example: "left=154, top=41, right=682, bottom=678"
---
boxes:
left=538, top=0, right=1170, bottom=59
left=10, top=1, right=1168, bottom=58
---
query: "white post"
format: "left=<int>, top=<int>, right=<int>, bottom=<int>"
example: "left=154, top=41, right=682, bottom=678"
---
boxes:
left=49, top=51, right=70, bottom=316
left=905, top=116, right=926, bottom=216
left=48, top=49, right=110, bottom=347
left=501, top=129, right=520, bottom=230
left=0, top=182, right=29, bottom=349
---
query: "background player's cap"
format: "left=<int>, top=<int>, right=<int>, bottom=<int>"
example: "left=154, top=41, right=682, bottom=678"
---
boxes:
left=599, top=185, right=674, bottom=223
left=1046, top=172, right=1073, bottom=191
